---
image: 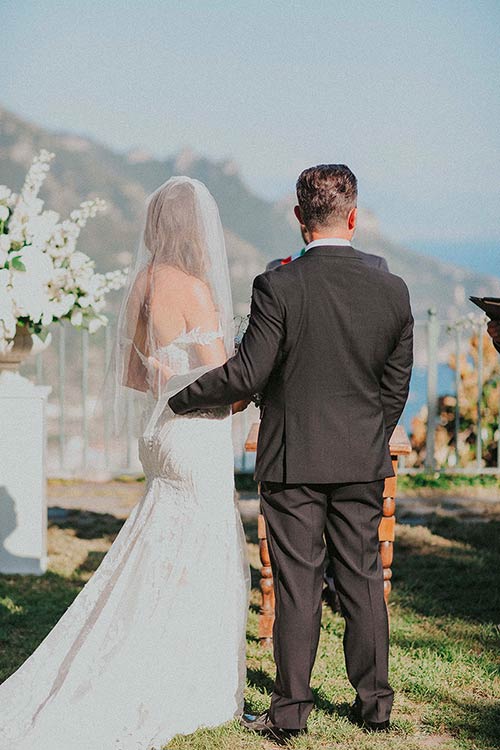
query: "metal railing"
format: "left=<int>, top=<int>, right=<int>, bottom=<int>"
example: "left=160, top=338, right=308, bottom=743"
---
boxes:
left=20, top=311, right=500, bottom=477
left=406, top=310, right=500, bottom=474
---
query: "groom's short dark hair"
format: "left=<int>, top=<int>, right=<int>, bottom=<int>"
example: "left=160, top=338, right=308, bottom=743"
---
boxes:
left=296, top=164, right=357, bottom=230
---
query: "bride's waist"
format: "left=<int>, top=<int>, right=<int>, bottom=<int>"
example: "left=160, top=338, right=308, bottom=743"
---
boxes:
left=140, top=407, right=231, bottom=441
left=144, top=405, right=230, bottom=425
left=138, top=414, right=234, bottom=482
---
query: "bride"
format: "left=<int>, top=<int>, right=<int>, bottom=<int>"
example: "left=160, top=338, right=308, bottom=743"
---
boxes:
left=0, top=177, right=250, bottom=750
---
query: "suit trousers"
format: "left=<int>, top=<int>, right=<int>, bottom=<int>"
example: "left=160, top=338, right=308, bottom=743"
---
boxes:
left=260, top=479, right=394, bottom=729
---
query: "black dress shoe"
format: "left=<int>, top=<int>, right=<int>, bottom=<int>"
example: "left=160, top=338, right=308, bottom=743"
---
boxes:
left=240, top=711, right=306, bottom=745
left=322, top=584, right=342, bottom=614
left=349, top=697, right=390, bottom=732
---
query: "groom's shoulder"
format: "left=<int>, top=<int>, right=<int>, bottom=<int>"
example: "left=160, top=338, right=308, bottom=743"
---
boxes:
left=349, top=249, right=411, bottom=306
left=256, top=257, right=301, bottom=284
left=373, top=267, right=411, bottom=308
left=257, top=258, right=303, bottom=294
left=365, top=262, right=410, bottom=295
left=352, top=246, right=389, bottom=271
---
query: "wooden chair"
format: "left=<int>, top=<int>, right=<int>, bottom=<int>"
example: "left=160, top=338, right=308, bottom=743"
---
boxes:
left=244, top=423, right=411, bottom=648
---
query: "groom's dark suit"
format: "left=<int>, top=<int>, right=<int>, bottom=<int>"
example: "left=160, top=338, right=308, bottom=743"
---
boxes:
left=169, top=243, right=413, bottom=729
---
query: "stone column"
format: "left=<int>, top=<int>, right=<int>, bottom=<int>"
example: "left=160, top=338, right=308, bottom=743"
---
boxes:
left=0, top=371, right=51, bottom=575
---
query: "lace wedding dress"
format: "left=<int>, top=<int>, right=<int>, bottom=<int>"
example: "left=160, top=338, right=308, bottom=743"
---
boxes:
left=0, top=327, right=250, bottom=750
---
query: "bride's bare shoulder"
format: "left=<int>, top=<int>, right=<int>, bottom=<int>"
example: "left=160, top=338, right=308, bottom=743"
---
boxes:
left=155, top=265, right=213, bottom=305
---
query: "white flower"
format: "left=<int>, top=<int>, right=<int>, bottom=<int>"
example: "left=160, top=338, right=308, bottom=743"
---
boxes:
left=31, top=331, right=52, bottom=354
left=71, top=308, right=83, bottom=327
left=9, top=247, right=53, bottom=323
left=0, top=234, right=11, bottom=253
left=92, top=298, right=106, bottom=313
left=5, top=224, right=25, bottom=245
left=69, top=251, right=91, bottom=272
left=0, top=186, right=12, bottom=202
left=0, top=322, right=15, bottom=354
left=0, top=236, right=10, bottom=266
left=0, top=268, right=11, bottom=288
left=19, top=150, right=54, bottom=207
left=49, top=267, right=70, bottom=290
left=49, top=293, right=76, bottom=318
left=88, top=316, right=104, bottom=334
left=28, top=210, right=60, bottom=248
left=78, top=295, right=92, bottom=308
left=0, top=280, right=16, bottom=349
left=0, top=152, right=115, bottom=342
left=104, top=267, right=129, bottom=291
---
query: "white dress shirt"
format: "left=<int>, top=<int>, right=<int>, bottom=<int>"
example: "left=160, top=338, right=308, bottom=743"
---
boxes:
left=305, top=237, right=352, bottom=251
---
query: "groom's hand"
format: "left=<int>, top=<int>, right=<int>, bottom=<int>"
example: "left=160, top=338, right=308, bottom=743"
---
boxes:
left=147, top=356, right=175, bottom=397
left=232, top=399, right=251, bottom=414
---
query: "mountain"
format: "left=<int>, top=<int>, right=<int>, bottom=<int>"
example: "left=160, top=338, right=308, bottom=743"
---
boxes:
left=1, top=105, right=499, bottom=320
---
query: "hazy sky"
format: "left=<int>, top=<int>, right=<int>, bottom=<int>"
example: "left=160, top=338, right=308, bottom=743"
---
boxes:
left=2, top=0, right=500, bottom=245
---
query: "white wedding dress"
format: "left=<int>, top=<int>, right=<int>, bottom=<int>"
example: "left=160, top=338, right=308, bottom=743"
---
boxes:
left=0, top=328, right=250, bottom=750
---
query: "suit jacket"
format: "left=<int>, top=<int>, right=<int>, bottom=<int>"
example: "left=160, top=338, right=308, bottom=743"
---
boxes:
left=265, top=248, right=389, bottom=273
left=357, top=249, right=389, bottom=271
left=170, top=244, right=413, bottom=484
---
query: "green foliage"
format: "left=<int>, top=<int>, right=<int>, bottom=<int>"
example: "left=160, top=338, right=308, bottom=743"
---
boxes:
left=8, top=255, right=26, bottom=272
left=398, top=473, right=500, bottom=491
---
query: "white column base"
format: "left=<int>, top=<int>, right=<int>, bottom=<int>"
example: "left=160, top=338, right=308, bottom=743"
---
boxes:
left=0, top=371, right=51, bottom=576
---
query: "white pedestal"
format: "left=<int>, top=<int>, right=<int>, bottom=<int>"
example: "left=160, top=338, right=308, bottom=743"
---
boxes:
left=0, top=371, right=51, bottom=575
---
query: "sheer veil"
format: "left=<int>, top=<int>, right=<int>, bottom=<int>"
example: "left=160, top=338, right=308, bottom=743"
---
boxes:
left=111, top=176, right=234, bottom=436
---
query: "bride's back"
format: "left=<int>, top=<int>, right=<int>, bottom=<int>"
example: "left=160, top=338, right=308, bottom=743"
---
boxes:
left=143, top=179, right=217, bottom=346
left=148, top=264, right=218, bottom=349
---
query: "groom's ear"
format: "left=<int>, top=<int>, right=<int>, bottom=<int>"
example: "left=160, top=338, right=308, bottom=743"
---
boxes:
left=294, top=205, right=304, bottom=225
left=348, top=207, right=357, bottom=231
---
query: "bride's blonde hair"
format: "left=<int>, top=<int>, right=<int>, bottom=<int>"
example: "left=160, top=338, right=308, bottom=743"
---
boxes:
left=144, top=180, right=208, bottom=281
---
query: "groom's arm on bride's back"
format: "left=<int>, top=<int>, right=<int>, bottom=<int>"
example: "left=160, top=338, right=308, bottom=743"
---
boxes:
left=169, top=272, right=284, bottom=413
left=379, top=278, right=414, bottom=439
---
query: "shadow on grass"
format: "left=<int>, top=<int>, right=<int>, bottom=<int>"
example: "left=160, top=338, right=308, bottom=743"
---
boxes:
left=406, top=683, right=500, bottom=748
left=448, top=695, right=500, bottom=749
left=427, top=516, right=500, bottom=555
left=244, top=520, right=258, bottom=546
left=0, top=570, right=83, bottom=681
left=393, top=518, right=500, bottom=623
left=49, top=508, right=124, bottom=540
left=311, top=689, right=350, bottom=718
left=249, top=566, right=261, bottom=590
left=76, top=551, right=108, bottom=575
left=247, top=667, right=274, bottom=695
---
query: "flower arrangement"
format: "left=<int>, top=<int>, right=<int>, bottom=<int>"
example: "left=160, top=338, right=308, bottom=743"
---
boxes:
left=0, top=150, right=128, bottom=353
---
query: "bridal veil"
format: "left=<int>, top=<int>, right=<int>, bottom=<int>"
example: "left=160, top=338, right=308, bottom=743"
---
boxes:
left=112, top=176, right=234, bottom=436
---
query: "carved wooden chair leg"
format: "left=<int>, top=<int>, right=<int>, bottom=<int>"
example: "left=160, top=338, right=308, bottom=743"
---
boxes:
left=258, top=511, right=275, bottom=648
left=380, top=469, right=397, bottom=607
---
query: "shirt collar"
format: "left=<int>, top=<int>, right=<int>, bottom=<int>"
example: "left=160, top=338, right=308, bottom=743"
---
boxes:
left=305, top=237, right=352, bottom=251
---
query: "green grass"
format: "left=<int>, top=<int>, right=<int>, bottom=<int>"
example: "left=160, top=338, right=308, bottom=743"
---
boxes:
left=1, top=512, right=499, bottom=750
left=235, top=471, right=500, bottom=496
left=397, top=473, right=500, bottom=493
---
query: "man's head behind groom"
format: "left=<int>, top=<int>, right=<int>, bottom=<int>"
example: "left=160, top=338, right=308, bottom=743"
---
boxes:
left=295, top=164, right=358, bottom=242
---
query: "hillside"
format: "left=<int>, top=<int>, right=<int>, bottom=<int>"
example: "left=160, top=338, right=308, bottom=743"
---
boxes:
left=1, top=105, right=499, bottom=320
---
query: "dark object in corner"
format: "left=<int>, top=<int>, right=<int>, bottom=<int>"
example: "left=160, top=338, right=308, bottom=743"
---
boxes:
left=469, top=296, right=500, bottom=320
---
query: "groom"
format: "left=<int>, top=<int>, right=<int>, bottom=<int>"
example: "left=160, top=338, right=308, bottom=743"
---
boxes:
left=169, top=164, right=413, bottom=741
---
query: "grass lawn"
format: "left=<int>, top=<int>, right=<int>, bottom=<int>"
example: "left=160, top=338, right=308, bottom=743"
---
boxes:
left=0, top=510, right=499, bottom=750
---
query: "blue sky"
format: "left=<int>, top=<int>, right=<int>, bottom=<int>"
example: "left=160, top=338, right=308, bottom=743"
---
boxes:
left=2, top=0, right=500, bottom=249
